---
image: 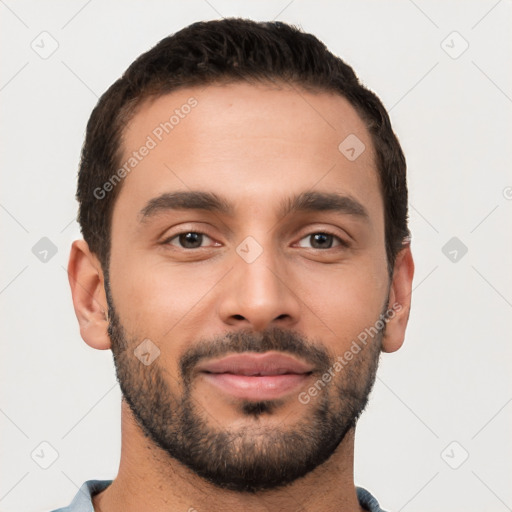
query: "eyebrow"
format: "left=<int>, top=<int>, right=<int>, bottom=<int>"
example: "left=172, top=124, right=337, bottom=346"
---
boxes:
left=138, top=190, right=369, bottom=223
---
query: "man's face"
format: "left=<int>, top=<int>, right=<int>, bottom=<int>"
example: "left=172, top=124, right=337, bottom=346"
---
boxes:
left=106, top=82, right=390, bottom=492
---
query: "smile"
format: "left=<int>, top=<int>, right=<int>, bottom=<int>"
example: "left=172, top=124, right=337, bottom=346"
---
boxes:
left=197, top=352, right=315, bottom=401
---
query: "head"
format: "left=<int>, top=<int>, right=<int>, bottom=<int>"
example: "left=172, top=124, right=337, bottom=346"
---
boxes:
left=69, top=18, right=414, bottom=493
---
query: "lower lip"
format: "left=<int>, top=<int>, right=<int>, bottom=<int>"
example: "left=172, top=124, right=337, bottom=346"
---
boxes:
left=200, top=372, right=311, bottom=401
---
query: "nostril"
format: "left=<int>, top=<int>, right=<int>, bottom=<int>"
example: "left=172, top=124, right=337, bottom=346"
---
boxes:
left=233, top=314, right=245, bottom=320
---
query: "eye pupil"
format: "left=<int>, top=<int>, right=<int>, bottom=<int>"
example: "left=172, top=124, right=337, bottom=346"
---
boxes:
left=311, top=233, right=333, bottom=249
left=179, top=232, right=202, bottom=248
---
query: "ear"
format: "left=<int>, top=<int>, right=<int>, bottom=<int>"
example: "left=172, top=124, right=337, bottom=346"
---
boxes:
left=67, top=239, right=111, bottom=350
left=381, top=245, right=414, bottom=353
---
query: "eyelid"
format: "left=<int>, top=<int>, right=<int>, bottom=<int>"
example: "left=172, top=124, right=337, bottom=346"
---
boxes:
left=158, top=221, right=217, bottom=240
left=295, top=230, right=350, bottom=249
left=162, top=230, right=220, bottom=248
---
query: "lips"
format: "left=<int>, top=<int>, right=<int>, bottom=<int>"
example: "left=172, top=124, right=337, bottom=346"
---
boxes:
left=196, top=352, right=315, bottom=401
left=196, top=352, right=315, bottom=376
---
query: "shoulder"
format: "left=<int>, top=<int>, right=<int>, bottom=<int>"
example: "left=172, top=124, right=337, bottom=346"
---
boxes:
left=356, top=486, right=389, bottom=512
left=49, top=479, right=113, bottom=512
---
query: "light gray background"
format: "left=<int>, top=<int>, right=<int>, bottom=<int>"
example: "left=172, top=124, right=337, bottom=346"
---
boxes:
left=1, top=1, right=511, bottom=511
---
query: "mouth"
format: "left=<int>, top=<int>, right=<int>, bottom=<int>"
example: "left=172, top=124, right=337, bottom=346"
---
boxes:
left=197, top=352, right=315, bottom=401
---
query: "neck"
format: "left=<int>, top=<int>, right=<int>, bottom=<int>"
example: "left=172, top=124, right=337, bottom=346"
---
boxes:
left=93, top=400, right=364, bottom=512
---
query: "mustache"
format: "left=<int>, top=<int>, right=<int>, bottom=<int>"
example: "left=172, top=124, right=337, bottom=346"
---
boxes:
left=180, top=326, right=332, bottom=385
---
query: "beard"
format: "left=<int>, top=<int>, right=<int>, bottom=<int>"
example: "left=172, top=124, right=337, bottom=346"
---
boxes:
left=105, top=276, right=385, bottom=494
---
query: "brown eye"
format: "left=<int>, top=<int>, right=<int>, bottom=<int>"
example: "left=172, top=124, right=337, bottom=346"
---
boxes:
left=166, top=232, right=214, bottom=249
left=296, top=232, right=348, bottom=249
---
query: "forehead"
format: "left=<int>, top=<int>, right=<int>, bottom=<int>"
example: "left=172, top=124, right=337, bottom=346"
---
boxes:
left=113, top=82, right=382, bottom=227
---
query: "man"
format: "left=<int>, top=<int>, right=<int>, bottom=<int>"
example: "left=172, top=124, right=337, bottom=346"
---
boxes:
left=59, top=17, right=414, bottom=512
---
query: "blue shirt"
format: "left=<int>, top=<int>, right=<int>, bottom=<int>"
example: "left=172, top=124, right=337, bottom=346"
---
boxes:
left=50, top=479, right=388, bottom=511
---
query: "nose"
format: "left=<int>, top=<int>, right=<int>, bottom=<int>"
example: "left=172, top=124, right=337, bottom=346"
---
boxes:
left=217, top=239, right=301, bottom=332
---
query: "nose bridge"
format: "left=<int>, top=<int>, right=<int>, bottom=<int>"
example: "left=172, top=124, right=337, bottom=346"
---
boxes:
left=218, top=233, right=300, bottom=330
left=238, top=235, right=282, bottom=299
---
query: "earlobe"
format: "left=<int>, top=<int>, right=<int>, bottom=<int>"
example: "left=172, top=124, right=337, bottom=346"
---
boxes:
left=381, top=245, right=415, bottom=353
left=67, top=239, right=111, bottom=350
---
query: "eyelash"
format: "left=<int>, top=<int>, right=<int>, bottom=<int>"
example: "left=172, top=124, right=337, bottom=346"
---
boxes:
left=161, top=230, right=350, bottom=250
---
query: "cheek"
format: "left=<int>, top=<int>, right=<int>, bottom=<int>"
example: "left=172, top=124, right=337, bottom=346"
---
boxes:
left=109, top=256, right=219, bottom=339
left=296, top=257, right=388, bottom=347
left=108, top=259, right=217, bottom=383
